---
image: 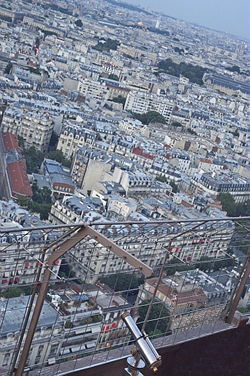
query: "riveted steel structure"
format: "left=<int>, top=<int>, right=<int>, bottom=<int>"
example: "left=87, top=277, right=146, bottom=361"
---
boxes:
left=0, top=217, right=248, bottom=376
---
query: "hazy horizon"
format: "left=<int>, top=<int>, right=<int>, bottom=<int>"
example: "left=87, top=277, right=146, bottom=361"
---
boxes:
left=124, top=0, right=249, bottom=40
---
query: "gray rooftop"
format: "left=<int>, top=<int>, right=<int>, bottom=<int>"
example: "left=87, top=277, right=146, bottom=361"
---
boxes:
left=0, top=295, right=62, bottom=335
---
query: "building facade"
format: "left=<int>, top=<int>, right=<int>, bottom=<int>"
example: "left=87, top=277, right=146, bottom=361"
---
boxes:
left=1, top=109, right=54, bottom=152
left=124, top=91, right=174, bottom=124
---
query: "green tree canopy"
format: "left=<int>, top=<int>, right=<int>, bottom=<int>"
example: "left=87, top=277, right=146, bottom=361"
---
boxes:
left=157, top=58, right=206, bottom=85
left=48, top=149, right=72, bottom=167
left=17, top=182, right=52, bottom=220
left=225, top=65, right=241, bottom=74
left=21, top=147, right=72, bottom=173
left=75, top=19, right=83, bottom=27
left=217, top=193, right=250, bottom=217
left=131, top=111, right=166, bottom=125
left=170, top=181, right=179, bottom=193
left=138, top=299, right=170, bottom=335
left=108, top=73, right=119, bottom=81
left=187, top=128, right=197, bottom=135
left=32, top=182, right=52, bottom=204
left=22, top=146, right=44, bottom=173
left=93, top=38, right=120, bottom=52
left=171, top=121, right=182, bottom=127
left=100, top=273, right=144, bottom=293
left=111, top=95, right=126, bottom=107
left=165, top=258, right=195, bottom=276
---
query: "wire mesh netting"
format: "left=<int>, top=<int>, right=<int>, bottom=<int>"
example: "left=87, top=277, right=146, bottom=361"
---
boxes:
left=0, top=217, right=249, bottom=375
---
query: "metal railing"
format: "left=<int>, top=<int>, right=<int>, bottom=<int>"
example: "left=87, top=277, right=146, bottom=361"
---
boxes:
left=0, top=216, right=249, bottom=375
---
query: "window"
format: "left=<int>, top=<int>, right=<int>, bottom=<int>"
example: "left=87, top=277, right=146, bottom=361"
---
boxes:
left=3, top=353, right=10, bottom=366
left=50, top=344, right=58, bottom=356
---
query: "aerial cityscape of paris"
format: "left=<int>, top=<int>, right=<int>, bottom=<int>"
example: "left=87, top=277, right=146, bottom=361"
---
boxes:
left=0, top=1, right=249, bottom=375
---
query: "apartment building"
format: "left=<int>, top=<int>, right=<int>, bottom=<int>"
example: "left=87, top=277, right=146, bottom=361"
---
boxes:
left=2, top=132, right=32, bottom=200
left=48, top=194, right=234, bottom=283
left=124, top=91, right=174, bottom=124
left=149, top=161, right=182, bottom=183
left=70, top=146, right=111, bottom=191
left=57, top=123, right=97, bottom=160
left=136, top=272, right=228, bottom=333
left=0, top=222, right=61, bottom=287
left=190, top=172, right=250, bottom=202
left=102, top=166, right=171, bottom=197
left=49, top=195, right=104, bottom=225
left=41, top=159, right=75, bottom=198
left=118, top=119, right=148, bottom=136
left=0, top=296, right=63, bottom=369
left=63, top=78, right=109, bottom=101
left=169, top=150, right=191, bottom=173
left=107, top=195, right=137, bottom=219
left=1, top=109, right=54, bottom=152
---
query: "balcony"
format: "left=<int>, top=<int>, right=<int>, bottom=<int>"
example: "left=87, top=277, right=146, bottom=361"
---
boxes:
left=0, top=216, right=249, bottom=375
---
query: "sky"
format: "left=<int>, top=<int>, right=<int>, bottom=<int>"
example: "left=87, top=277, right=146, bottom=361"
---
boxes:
left=125, top=0, right=249, bottom=40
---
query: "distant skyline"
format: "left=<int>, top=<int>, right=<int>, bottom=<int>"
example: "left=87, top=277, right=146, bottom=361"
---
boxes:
left=125, top=0, right=249, bottom=40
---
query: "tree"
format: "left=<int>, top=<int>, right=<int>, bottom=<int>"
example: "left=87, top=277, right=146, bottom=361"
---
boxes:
left=170, top=181, right=179, bottom=193
left=187, top=128, right=197, bottom=135
left=225, top=65, right=241, bottom=74
left=75, top=19, right=83, bottom=27
left=39, top=204, right=52, bottom=220
left=171, top=121, right=182, bottom=127
left=157, top=58, right=206, bottom=85
left=92, top=314, right=102, bottom=322
left=32, top=183, right=52, bottom=204
left=100, top=273, right=144, bottom=293
left=217, top=193, right=236, bottom=216
left=165, top=258, right=195, bottom=276
left=217, top=193, right=250, bottom=217
left=138, top=299, right=170, bottom=335
left=155, top=177, right=178, bottom=193
left=17, top=183, right=52, bottom=220
left=108, top=74, right=119, bottom=81
left=1, top=288, right=24, bottom=299
left=65, top=320, right=72, bottom=328
left=17, top=196, right=29, bottom=208
left=48, top=150, right=72, bottom=168
left=131, top=111, right=166, bottom=125
left=111, top=95, right=126, bottom=107
left=93, top=38, right=120, bottom=52
left=22, top=146, right=44, bottom=173
left=237, top=305, right=250, bottom=313
left=156, top=175, right=168, bottom=183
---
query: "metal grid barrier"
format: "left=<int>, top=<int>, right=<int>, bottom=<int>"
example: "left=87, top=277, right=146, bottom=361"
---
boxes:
left=0, top=217, right=249, bottom=375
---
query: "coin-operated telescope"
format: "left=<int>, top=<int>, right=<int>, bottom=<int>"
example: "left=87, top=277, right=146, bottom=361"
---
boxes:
left=121, top=312, right=162, bottom=375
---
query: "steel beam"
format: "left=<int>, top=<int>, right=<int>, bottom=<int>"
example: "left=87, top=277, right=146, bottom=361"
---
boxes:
left=225, top=253, right=250, bottom=324
left=15, top=226, right=89, bottom=376
left=84, top=226, right=153, bottom=277
left=15, top=225, right=153, bottom=375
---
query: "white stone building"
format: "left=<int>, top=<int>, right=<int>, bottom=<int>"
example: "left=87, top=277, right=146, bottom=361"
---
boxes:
left=1, top=108, right=54, bottom=152
left=124, top=91, right=174, bottom=124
